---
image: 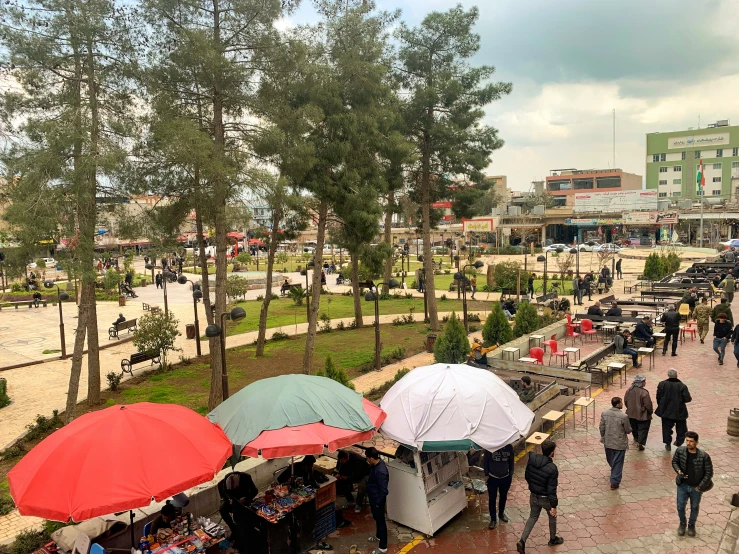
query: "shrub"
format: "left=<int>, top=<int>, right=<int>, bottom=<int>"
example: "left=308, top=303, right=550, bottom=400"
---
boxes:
left=492, top=261, right=531, bottom=292
left=405, top=292, right=413, bottom=299
left=433, top=312, right=470, bottom=364
left=0, top=378, right=9, bottom=409
left=236, top=252, right=252, bottom=264
left=103, top=268, right=122, bottom=292
left=35, top=258, right=47, bottom=269
left=316, top=355, right=354, bottom=390
left=25, top=411, right=62, bottom=441
left=664, top=252, right=681, bottom=273
left=440, top=294, right=447, bottom=301
left=319, top=313, right=332, bottom=333
left=347, top=319, right=358, bottom=330
left=467, top=313, right=481, bottom=322
left=364, top=367, right=410, bottom=402
left=643, top=252, right=666, bottom=280
left=106, top=371, right=122, bottom=392
left=0, top=491, right=14, bottom=516
left=391, top=346, right=406, bottom=360
left=226, top=275, right=249, bottom=299
left=469, top=324, right=479, bottom=333
left=256, top=294, right=264, bottom=301
left=289, top=286, right=306, bottom=305
left=271, top=331, right=289, bottom=341
left=482, top=303, right=513, bottom=345
left=336, top=321, right=346, bottom=331
left=513, top=302, right=539, bottom=338
left=10, top=530, right=47, bottom=554
left=133, top=311, right=181, bottom=369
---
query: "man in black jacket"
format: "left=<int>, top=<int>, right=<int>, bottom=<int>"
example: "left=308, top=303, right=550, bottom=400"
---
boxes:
left=656, top=369, right=692, bottom=451
left=634, top=316, right=656, bottom=347
left=672, top=431, right=713, bottom=537
left=366, top=447, right=389, bottom=554
left=335, top=449, right=371, bottom=513
left=587, top=301, right=603, bottom=316
left=483, top=444, right=514, bottom=529
left=660, top=305, right=680, bottom=356
left=605, top=302, right=622, bottom=317
left=517, top=440, right=563, bottom=554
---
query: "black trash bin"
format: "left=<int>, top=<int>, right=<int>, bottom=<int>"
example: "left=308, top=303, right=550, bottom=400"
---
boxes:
left=426, top=334, right=437, bottom=353
left=185, top=323, right=196, bottom=339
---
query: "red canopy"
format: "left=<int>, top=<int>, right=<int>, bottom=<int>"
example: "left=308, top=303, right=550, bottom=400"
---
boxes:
left=227, top=231, right=245, bottom=240
left=248, top=238, right=264, bottom=246
left=241, top=398, right=386, bottom=459
left=9, top=403, right=232, bottom=522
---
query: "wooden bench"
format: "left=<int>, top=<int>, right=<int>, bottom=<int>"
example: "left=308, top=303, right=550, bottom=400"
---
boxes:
left=280, top=283, right=303, bottom=297
left=512, top=384, right=575, bottom=450
left=0, top=300, right=48, bottom=310
left=121, top=351, right=160, bottom=376
left=142, top=303, right=160, bottom=313
left=448, top=279, right=471, bottom=292
left=109, top=318, right=137, bottom=340
left=489, top=358, right=592, bottom=397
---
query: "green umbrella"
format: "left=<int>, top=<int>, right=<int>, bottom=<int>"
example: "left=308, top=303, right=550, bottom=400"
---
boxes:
left=207, top=374, right=374, bottom=455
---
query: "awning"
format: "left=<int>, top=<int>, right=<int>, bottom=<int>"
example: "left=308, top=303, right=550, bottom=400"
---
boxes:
left=227, top=232, right=245, bottom=240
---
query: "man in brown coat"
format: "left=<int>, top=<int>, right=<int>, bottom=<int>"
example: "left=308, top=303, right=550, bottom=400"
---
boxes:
left=624, top=374, right=653, bottom=451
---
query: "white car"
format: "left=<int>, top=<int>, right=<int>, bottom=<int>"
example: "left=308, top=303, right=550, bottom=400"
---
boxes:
left=577, top=242, right=600, bottom=252
left=542, top=243, right=569, bottom=253
left=593, top=243, right=621, bottom=253
left=43, top=257, right=57, bottom=266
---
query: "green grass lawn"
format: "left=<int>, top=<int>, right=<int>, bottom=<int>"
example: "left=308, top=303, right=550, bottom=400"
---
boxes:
left=225, top=293, right=486, bottom=335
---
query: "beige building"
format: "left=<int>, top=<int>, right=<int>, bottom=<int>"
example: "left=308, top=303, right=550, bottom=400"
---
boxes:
left=484, top=175, right=511, bottom=202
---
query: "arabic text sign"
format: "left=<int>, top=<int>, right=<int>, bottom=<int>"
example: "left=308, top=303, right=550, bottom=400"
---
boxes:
left=573, top=190, right=658, bottom=213
left=668, top=133, right=729, bottom=150
left=622, top=211, right=658, bottom=225
left=462, top=218, right=494, bottom=233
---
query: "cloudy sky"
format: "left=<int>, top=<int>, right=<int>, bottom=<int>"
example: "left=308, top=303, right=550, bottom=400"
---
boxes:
left=286, top=0, right=739, bottom=191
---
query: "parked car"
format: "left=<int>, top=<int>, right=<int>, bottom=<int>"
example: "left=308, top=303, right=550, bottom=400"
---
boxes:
left=542, top=243, right=569, bottom=253
left=593, top=243, right=621, bottom=253
left=577, top=242, right=600, bottom=252
left=42, top=257, right=56, bottom=266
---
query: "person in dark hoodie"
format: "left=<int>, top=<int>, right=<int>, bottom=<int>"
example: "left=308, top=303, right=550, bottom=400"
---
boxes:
left=655, top=369, right=692, bottom=451
left=517, top=440, right=563, bottom=554
left=660, top=305, right=681, bottom=357
left=483, top=444, right=514, bottom=529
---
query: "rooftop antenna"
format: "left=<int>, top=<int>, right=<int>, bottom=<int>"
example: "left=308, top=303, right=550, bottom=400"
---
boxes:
left=612, top=108, right=616, bottom=169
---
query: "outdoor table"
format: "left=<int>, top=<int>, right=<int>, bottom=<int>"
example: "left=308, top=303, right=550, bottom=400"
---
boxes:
left=563, top=347, right=580, bottom=363
left=519, top=356, right=538, bottom=364
left=601, top=323, right=618, bottom=340
left=529, top=334, right=545, bottom=347
left=638, top=347, right=655, bottom=370
left=542, top=410, right=566, bottom=438
left=653, top=332, right=666, bottom=341
left=608, top=362, right=626, bottom=387
left=502, top=347, right=521, bottom=361
left=573, top=397, right=595, bottom=430
left=525, top=432, right=550, bottom=454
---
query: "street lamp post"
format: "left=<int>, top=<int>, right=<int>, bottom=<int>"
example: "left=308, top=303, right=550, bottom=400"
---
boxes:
left=44, top=280, right=69, bottom=359
left=536, top=247, right=563, bottom=295
left=205, top=306, right=246, bottom=401
left=300, top=260, right=315, bottom=321
left=417, top=255, right=427, bottom=321
left=177, top=275, right=203, bottom=357
left=365, top=279, right=400, bottom=371
left=569, top=248, right=580, bottom=277
left=454, top=261, right=484, bottom=333
left=145, top=264, right=176, bottom=315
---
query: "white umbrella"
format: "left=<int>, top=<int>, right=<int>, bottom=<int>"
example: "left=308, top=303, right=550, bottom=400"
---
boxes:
left=379, top=363, right=534, bottom=452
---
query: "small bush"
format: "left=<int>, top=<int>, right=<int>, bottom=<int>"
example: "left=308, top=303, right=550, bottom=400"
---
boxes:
left=271, top=331, right=289, bottom=341
left=433, top=312, right=470, bottom=364
left=106, top=372, right=122, bottom=391
left=1, top=443, right=26, bottom=461
left=347, top=319, right=357, bottom=330
left=336, top=321, right=346, bottom=331
left=270, top=293, right=279, bottom=300
left=392, top=316, right=404, bottom=326
left=391, top=346, right=406, bottom=360
left=319, top=313, right=332, bottom=333
left=0, top=378, right=9, bottom=409
left=468, top=313, right=481, bottom=322
left=379, top=291, right=391, bottom=300
left=404, top=292, right=413, bottom=299
left=469, top=324, right=479, bottom=333
left=0, top=492, right=14, bottom=516
left=289, top=287, right=306, bottom=305
left=444, top=269, right=451, bottom=274
left=316, top=355, right=355, bottom=390
left=513, top=302, right=540, bottom=338
left=11, top=283, right=22, bottom=292
left=25, top=411, right=62, bottom=441
left=381, top=354, right=393, bottom=365
left=440, top=294, right=447, bottom=301
left=256, top=294, right=264, bottom=301
left=342, top=290, right=353, bottom=296
left=10, top=530, right=47, bottom=554
left=483, top=303, right=513, bottom=345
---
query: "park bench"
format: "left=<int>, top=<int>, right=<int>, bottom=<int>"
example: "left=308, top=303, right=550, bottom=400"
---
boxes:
left=121, top=350, right=161, bottom=376
left=280, top=283, right=303, bottom=297
left=535, top=292, right=558, bottom=305
left=108, top=318, right=138, bottom=340
left=142, top=302, right=161, bottom=313
left=448, top=279, right=471, bottom=293
left=0, top=300, right=48, bottom=310
left=510, top=383, right=576, bottom=451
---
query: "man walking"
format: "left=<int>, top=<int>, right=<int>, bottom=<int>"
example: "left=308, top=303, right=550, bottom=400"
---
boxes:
left=720, top=271, right=735, bottom=303
left=712, top=312, right=732, bottom=365
left=672, top=431, right=713, bottom=537
left=572, top=275, right=580, bottom=306
left=660, top=304, right=680, bottom=357
left=516, top=440, right=563, bottom=553
left=732, top=317, right=739, bottom=368
left=624, top=375, right=653, bottom=450
left=599, top=397, right=631, bottom=489
left=712, top=297, right=734, bottom=324
left=655, top=369, right=692, bottom=451
left=616, top=258, right=622, bottom=279
left=583, top=273, right=592, bottom=301
left=693, top=297, right=711, bottom=344
left=483, top=444, right=514, bottom=529
left=365, top=447, right=389, bottom=554
left=470, top=275, right=477, bottom=300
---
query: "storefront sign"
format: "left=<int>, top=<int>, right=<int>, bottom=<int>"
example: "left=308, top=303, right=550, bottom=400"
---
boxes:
left=668, top=132, right=729, bottom=150
left=462, top=218, right=494, bottom=233
left=657, top=212, right=679, bottom=224
left=622, top=211, right=658, bottom=225
left=566, top=218, right=622, bottom=226
left=573, top=190, right=658, bottom=213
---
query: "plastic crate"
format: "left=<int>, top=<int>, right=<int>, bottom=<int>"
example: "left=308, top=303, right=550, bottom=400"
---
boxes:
left=314, top=502, right=336, bottom=540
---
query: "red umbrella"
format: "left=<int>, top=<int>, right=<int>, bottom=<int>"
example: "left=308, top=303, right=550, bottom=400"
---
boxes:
left=241, top=398, right=386, bottom=459
left=9, top=403, right=232, bottom=523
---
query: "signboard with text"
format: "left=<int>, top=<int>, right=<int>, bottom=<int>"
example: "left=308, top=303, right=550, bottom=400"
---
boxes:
left=462, top=218, right=494, bottom=233
left=573, top=190, right=658, bottom=213
left=668, top=133, right=729, bottom=150
left=566, top=218, right=622, bottom=226
left=622, top=211, right=658, bottom=225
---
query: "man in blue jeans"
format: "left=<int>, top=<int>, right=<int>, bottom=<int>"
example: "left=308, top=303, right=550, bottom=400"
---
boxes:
left=672, top=431, right=713, bottom=537
left=713, top=312, right=732, bottom=365
left=599, top=397, right=631, bottom=489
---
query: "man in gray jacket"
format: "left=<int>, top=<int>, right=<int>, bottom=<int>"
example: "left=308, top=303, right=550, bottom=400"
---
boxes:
left=599, top=397, right=631, bottom=489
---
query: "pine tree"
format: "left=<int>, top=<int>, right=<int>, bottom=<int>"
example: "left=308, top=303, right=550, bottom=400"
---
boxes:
left=513, top=302, right=540, bottom=338
left=433, top=312, right=470, bottom=364
left=316, top=355, right=355, bottom=390
left=482, top=304, right=513, bottom=345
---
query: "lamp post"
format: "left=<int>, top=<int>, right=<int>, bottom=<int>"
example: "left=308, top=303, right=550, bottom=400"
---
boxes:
left=205, top=306, right=246, bottom=401
left=417, top=255, right=427, bottom=321
left=44, top=280, right=69, bottom=359
left=569, top=248, right=579, bottom=277
left=145, top=263, right=176, bottom=315
left=454, top=261, right=484, bottom=333
left=300, top=260, right=315, bottom=321
left=365, top=279, right=400, bottom=371
left=177, top=275, right=203, bottom=357
left=536, top=247, right=563, bottom=295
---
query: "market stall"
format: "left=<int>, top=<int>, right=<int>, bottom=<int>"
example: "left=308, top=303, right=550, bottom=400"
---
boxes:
left=379, top=363, right=535, bottom=536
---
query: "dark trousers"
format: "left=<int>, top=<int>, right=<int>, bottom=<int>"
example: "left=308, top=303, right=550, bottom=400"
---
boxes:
left=370, top=500, right=387, bottom=550
left=520, top=493, right=557, bottom=543
left=487, top=475, right=512, bottom=521
left=604, top=448, right=625, bottom=485
left=629, top=418, right=651, bottom=445
left=661, top=418, right=688, bottom=446
left=336, top=476, right=367, bottom=506
left=662, top=328, right=679, bottom=354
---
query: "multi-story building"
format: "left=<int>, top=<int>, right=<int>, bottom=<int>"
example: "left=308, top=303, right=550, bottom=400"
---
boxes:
left=483, top=175, right=511, bottom=202
left=646, top=120, right=739, bottom=200
left=545, top=168, right=642, bottom=206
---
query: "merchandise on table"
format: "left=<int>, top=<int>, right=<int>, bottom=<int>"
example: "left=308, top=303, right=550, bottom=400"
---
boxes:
left=250, top=482, right=317, bottom=523
left=132, top=517, right=225, bottom=554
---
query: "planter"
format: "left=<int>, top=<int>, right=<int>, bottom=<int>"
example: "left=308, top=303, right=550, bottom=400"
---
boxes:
left=118, top=295, right=126, bottom=307
left=140, top=279, right=147, bottom=287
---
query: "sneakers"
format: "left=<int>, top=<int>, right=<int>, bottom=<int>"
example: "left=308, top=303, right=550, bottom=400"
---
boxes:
left=548, top=536, right=564, bottom=546
left=610, top=484, right=619, bottom=489
left=687, top=525, right=696, bottom=537
left=516, top=540, right=526, bottom=554
left=638, top=444, right=645, bottom=451
left=677, top=524, right=686, bottom=536
left=371, top=550, right=387, bottom=554
left=488, top=519, right=497, bottom=529
left=354, top=504, right=362, bottom=514
left=499, top=512, right=509, bottom=523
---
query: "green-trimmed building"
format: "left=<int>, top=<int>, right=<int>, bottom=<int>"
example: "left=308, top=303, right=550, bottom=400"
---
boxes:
left=646, top=121, right=739, bottom=201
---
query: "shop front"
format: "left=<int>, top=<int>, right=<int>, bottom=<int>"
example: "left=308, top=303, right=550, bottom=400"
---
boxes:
left=622, top=211, right=659, bottom=246
left=565, top=218, right=622, bottom=244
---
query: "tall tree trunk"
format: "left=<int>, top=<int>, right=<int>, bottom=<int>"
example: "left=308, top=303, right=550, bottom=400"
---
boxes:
left=351, top=253, right=362, bottom=328
left=422, top=128, right=439, bottom=330
left=85, top=285, right=101, bottom=405
left=256, top=206, right=282, bottom=356
left=382, top=190, right=394, bottom=293
left=302, top=201, right=328, bottom=373
left=65, top=288, right=89, bottom=424
left=195, top=203, right=214, bottom=325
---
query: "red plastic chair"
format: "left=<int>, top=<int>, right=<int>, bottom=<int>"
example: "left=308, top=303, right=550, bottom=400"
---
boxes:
left=681, top=326, right=696, bottom=342
left=541, top=333, right=557, bottom=352
left=526, top=347, right=544, bottom=365
left=565, top=324, right=582, bottom=345
left=580, top=319, right=598, bottom=340
left=548, top=340, right=567, bottom=367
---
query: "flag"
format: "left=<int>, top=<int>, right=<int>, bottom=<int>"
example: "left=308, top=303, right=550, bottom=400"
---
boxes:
left=697, top=159, right=705, bottom=193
